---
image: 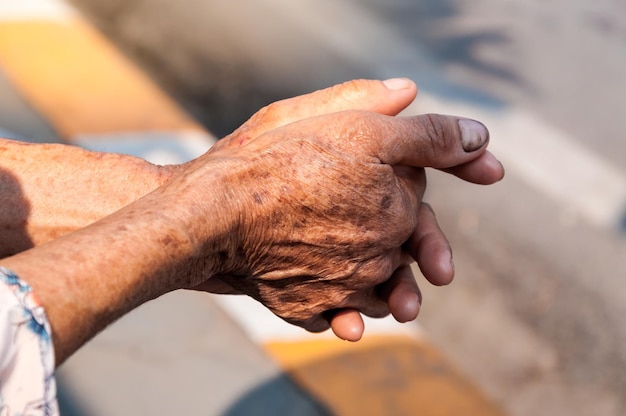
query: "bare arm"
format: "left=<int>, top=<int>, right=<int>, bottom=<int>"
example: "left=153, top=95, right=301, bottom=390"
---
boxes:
left=0, top=80, right=503, bottom=364
left=0, top=79, right=426, bottom=348
left=0, top=164, right=229, bottom=364
left=1, top=106, right=498, bottom=365
left=0, top=139, right=168, bottom=257
left=0, top=79, right=415, bottom=258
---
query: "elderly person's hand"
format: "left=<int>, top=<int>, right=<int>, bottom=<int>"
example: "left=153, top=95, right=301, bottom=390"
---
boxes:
left=172, top=99, right=498, bottom=335
left=0, top=79, right=503, bottom=364
left=193, top=79, right=503, bottom=340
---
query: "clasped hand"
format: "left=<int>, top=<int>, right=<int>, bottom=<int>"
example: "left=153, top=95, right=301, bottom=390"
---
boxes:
left=166, top=79, right=504, bottom=340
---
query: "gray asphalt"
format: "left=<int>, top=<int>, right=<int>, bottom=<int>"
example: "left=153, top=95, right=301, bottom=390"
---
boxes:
left=56, top=291, right=328, bottom=416
left=42, top=0, right=626, bottom=414
left=0, top=69, right=58, bottom=142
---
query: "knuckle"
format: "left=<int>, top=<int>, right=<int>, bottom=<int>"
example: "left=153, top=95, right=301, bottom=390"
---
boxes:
left=356, top=256, right=396, bottom=286
left=400, top=206, right=420, bottom=237
left=330, top=79, right=369, bottom=103
left=395, top=113, right=460, bottom=167
left=335, top=109, right=369, bottom=122
left=422, top=113, right=448, bottom=150
left=420, top=202, right=434, bottom=215
left=380, top=189, right=419, bottom=243
left=334, top=110, right=387, bottom=144
left=255, top=100, right=285, bottom=124
left=315, top=110, right=375, bottom=146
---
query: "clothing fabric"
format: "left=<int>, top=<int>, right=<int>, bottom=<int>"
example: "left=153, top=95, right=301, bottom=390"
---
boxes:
left=0, top=267, right=58, bottom=415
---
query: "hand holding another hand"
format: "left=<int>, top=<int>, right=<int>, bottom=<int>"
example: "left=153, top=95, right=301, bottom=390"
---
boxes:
left=0, top=79, right=504, bottom=364
left=178, top=79, right=504, bottom=339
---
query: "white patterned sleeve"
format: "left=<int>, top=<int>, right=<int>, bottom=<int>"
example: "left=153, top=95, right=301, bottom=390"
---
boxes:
left=0, top=267, right=58, bottom=416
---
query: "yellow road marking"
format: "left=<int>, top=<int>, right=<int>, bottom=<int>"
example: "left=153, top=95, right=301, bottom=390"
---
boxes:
left=266, top=336, right=506, bottom=416
left=0, top=18, right=201, bottom=139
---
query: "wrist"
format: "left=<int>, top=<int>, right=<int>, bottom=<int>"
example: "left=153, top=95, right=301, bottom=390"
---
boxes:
left=151, top=157, right=244, bottom=288
left=153, top=161, right=184, bottom=187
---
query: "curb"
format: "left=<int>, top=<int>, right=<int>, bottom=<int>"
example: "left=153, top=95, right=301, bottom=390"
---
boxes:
left=0, top=1, right=505, bottom=414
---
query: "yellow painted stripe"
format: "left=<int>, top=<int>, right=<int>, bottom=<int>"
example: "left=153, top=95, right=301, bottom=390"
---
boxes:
left=266, top=335, right=505, bottom=416
left=0, top=18, right=201, bottom=140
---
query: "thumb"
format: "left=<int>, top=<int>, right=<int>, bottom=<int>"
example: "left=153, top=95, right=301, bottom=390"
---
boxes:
left=372, top=114, right=491, bottom=168
left=263, top=78, right=418, bottom=122
left=225, top=78, right=418, bottom=145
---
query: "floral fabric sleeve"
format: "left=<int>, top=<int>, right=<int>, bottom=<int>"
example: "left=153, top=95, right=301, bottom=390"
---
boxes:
left=0, top=267, right=58, bottom=416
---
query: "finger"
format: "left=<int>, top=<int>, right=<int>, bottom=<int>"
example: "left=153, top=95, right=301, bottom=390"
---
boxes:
left=368, top=114, right=491, bottom=168
left=442, top=150, right=505, bottom=185
left=329, top=309, right=365, bottom=342
left=329, top=266, right=422, bottom=341
left=394, top=166, right=427, bottom=214
left=277, top=78, right=418, bottom=119
left=223, top=78, right=418, bottom=147
left=405, top=203, right=454, bottom=286
left=377, top=265, right=422, bottom=323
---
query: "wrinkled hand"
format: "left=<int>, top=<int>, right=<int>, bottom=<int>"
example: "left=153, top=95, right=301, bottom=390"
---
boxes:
left=181, top=80, right=502, bottom=336
left=192, top=79, right=503, bottom=340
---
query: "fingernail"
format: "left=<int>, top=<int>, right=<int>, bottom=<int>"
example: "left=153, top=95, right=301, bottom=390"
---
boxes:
left=383, top=78, right=412, bottom=90
left=458, top=119, right=489, bottom=152
left=497, top=160, right=506, bottom=180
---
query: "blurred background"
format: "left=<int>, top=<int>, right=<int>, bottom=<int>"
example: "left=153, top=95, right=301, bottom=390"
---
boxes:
left=2, top=0, right=625, bottom=414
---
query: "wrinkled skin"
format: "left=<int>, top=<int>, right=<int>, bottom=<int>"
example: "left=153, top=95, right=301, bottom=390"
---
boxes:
left=181, top=107, right=497, bottom=333
left=186, top=79, right=503, bottom=339
left=214, top=118, right=421, bottom=330
left=0, top=79, right=504, bottom=363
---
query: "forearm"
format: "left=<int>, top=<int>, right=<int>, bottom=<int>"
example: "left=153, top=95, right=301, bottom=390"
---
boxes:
left=0, top=169, right=229, bottom=365
left=0, top=138, right=169, bottom=257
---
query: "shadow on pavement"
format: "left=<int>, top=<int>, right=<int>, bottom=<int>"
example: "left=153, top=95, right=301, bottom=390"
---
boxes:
left=57, top=380, right=92, bottom=416
left=223, top=374, right=332, bottom=416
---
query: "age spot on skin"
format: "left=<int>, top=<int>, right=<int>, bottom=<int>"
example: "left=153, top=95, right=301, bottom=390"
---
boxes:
left=381, top=195, right=393, bottom=210
left=253, top=192, right=263, bottom=204
left=217, top=250, right=229, bottom=262
left=328, top=205, right=341, bottom=215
